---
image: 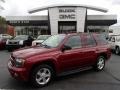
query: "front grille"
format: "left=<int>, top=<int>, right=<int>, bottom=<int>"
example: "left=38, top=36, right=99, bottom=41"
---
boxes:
left=10, top=55, right=16, bottom=66
left=11, top=55, right=15, bottom=60
left=9, top=42, right=19, bottom=45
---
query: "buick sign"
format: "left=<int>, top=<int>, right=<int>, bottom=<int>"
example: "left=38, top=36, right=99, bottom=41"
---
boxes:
left=59, top=8, right=76, bottom=20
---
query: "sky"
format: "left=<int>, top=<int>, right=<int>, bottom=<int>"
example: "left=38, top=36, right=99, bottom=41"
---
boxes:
left=0, top=0, right=120, bottom=25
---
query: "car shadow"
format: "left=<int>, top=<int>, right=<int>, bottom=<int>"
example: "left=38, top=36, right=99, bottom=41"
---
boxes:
left=2, top=68, right=100, bottom=89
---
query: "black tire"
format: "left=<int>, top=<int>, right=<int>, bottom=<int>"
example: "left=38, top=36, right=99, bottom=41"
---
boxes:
left=115, top=47, right=120, bottom=55
left=30, top=64, right=54, bottom=88
left=93, top=56, right=105, bottom=71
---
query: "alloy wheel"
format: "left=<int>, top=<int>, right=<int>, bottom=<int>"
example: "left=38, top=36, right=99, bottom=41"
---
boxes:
left=97, top=57, right=105, bottom=70
left=35, top=68, right=51, bottom=85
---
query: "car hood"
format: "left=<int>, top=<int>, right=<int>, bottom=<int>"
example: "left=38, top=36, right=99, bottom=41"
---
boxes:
left=12, top=46, right=55, bottom=58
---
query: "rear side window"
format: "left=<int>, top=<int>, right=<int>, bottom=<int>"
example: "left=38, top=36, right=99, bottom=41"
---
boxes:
left=94, top=34, right=108, bottom=45
left=65, top=35, right=81, bottom=49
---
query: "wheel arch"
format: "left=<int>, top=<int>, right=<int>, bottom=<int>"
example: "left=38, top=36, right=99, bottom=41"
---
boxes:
left=29, top=59, right=58, bottom=79
left=98, top=53, right=108, bottom=60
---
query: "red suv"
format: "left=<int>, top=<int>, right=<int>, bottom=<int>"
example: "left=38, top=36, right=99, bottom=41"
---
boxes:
left=8, top=33, right=111, bottom=87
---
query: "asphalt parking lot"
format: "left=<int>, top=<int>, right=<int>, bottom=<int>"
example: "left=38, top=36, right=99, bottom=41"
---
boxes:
left=0, top=50, right=120, bottom=90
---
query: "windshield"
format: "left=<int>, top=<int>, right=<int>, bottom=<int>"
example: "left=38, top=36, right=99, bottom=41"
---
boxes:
left=37, top=35, right=50, bottom=40
left=42, top=34, right=65, bottom=48
left=14, top=35, right=28, bottom=40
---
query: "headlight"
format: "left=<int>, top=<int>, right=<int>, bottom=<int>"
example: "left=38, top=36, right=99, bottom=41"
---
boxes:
left=15, top=58, right=25, bottom=68
left=19, top=40, right=23, bottom=45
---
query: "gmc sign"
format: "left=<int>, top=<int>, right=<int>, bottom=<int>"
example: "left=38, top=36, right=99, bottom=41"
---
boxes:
left=59, top=14, right=75, bottom=19
left=59, top=8, right=76, bottom=20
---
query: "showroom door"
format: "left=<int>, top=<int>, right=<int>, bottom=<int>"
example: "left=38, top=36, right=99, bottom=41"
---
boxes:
left=58, top=21, right=76, bottom=34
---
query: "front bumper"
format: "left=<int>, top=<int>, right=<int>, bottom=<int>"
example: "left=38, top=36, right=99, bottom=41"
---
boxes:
left=8, top=60, right=28, bottom=81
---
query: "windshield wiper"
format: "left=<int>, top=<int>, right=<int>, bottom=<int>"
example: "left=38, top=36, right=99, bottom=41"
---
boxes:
left=40, top=43, right=51, bottom=48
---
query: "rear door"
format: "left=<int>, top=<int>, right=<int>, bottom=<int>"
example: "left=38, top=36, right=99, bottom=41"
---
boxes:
left=80, top=33, right=97, bottom=66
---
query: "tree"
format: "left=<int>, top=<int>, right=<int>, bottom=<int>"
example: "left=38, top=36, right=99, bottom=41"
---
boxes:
left=0, top=16, right=7, bottom=34
left=0, top=0, right=5, bottom=10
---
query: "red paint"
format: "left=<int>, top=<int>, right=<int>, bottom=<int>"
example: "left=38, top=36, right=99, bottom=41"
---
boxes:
left=0, top=39, right=6, bottom=49
left=8, top=33, right=111, bottom=81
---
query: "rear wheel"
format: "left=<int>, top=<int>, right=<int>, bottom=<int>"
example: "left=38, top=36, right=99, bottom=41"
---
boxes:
left=30, top=64, right=54, bottom=87
left=93, top=56, right=105, bottom=71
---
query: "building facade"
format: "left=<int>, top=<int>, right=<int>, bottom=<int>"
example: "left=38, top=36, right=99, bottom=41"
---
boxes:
left=6, top=4, right=117, bottom=37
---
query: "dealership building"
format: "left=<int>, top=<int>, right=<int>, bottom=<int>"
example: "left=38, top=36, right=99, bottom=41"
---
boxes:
left=6, top=4, right=117, bottom=37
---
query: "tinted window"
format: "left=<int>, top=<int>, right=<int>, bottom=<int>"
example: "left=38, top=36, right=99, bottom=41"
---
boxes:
left=2, top=34, right=8, bottom=36
left=94, top=34, right=108, bottom=45
left=42, top=34, right=65, bottom=48
left=82, top=34, right=96, bottom=47
left=37, top=35, right=50, bottom=40
left=14, top=35, right=28, bottom=40
left=65, top=35, right=81, bottom=49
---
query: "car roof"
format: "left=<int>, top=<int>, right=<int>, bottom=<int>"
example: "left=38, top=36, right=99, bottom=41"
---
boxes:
left=38, top=35, right=51, bottom=36
left=62, top=32, right=100, bottom=36
left=110, top=35, right=120, bottom=36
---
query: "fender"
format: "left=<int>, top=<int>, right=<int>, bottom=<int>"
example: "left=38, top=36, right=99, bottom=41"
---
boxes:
left=26, top=55, right=61, bottom=74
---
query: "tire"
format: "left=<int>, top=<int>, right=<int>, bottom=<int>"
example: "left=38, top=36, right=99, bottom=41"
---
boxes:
left=93, top=56, right=105, bottom=71
left=115, top=47, right=120, bottom=55
left=30, top=64, right=54, bottom=87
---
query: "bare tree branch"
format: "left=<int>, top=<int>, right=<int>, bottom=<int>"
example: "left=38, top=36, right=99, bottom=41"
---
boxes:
left=0, top=0, right=5, bottom=3
left=0, top=5, right=4, bottom=10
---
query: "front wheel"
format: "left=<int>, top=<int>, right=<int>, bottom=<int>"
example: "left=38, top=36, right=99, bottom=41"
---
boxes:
left=93, top=56, right=105, bottom=71
left=30, top=64, right=54, bottom=87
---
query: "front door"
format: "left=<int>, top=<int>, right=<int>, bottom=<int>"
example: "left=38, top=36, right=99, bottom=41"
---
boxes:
left=58, top=35, right=84, bottom=72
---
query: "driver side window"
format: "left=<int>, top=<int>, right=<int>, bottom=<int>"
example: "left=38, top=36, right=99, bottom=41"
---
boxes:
left=65, top=35, right=81, bottom=49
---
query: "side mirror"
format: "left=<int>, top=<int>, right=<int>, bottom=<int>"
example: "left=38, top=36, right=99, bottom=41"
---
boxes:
left=61, top=45, right=72, bottom=52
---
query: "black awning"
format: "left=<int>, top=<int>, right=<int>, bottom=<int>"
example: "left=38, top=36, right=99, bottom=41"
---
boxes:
left=87, top=20, right=117, bottom=26
left=7, top=20, right=48, bottom=26
left=7, top=19, right=117, bottom=26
